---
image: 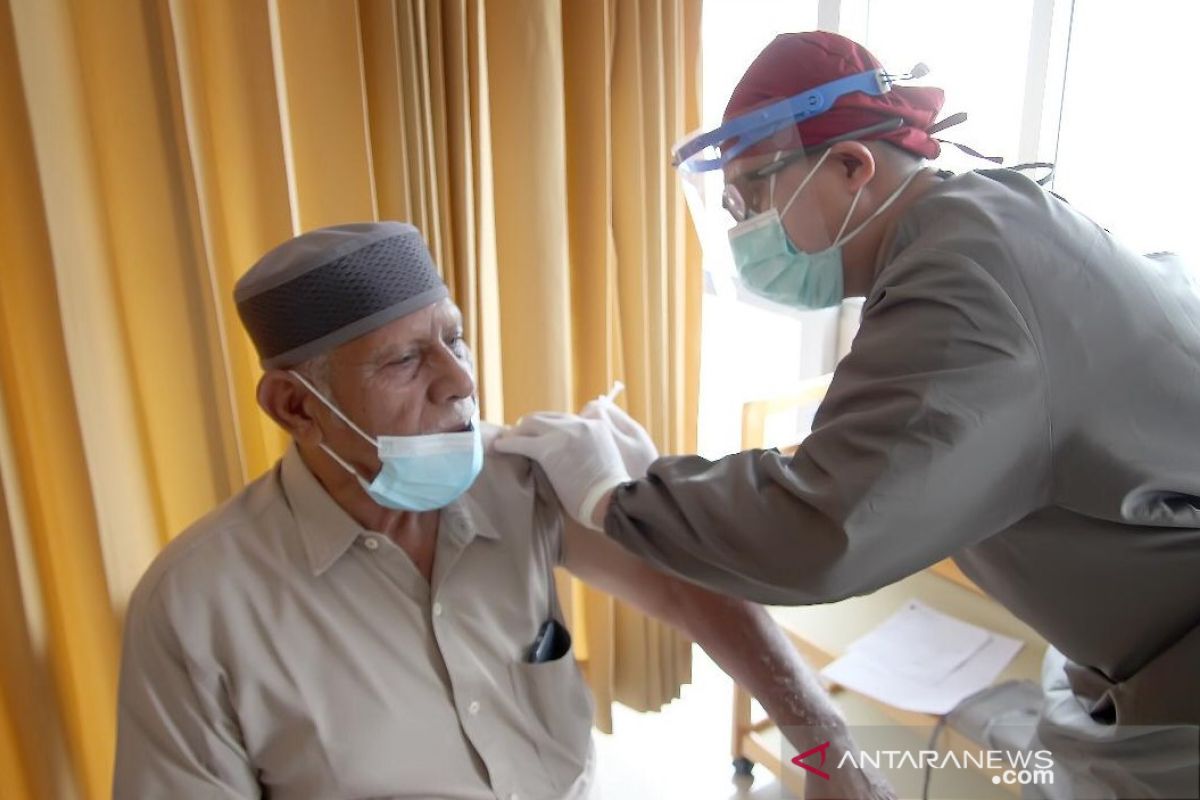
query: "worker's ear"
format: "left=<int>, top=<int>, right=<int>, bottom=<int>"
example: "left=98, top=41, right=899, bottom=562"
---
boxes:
left=826, top=140, right=876, bottom=194
left=257, top=370, right=323, bottom=445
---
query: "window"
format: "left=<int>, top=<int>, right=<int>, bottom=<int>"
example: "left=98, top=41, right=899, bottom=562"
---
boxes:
left=696, top=1, right=835, bottom=459
left=861, top=0, right=1039, bottom=162
left=856, top=0, right=1200, bottom=259
left=1051, top=0, right=1199, bottom=258
left=695, top=0, right=1199, bottom=459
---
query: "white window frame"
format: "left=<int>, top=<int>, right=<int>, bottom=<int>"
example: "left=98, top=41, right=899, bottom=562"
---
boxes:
left=817, top=0, right=1075, bottom=177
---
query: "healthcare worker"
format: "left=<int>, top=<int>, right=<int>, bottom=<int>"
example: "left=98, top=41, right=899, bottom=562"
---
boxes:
left=496, top=31, right=1200, bottom=799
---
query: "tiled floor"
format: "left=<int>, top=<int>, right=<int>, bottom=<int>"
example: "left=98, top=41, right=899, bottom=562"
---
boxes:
left=592, top=646, right=796, bottom=799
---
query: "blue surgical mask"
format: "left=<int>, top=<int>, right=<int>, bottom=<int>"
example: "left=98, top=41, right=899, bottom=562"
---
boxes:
left=290, top=371, right=483, bottom=511
left=728, top=150, right=920, bottom=310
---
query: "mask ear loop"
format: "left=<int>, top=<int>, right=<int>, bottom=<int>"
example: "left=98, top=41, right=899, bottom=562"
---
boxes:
left=289, top=370, right=379, bottom=447
left=316, top=441, right=374, bottom=490
left=833, top=167, right=923, bottom=246
left=832, top=186, right=865, bottom=244
left=780, top=148, right=833, bottom=219
left=288, top=370, right=381, bottom=487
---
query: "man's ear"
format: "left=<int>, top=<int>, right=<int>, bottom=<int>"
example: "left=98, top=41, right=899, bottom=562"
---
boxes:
left=257, top=370, right=322, bottom=445
left=827, top=140, right=876, bottom=193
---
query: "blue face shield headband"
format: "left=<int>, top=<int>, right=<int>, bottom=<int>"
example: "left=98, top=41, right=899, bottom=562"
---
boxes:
left=672, top=68, right=908, bottom=175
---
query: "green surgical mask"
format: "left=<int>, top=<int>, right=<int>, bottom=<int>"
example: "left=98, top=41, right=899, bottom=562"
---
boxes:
left=728, top=150, right=920, bottom=310
left=728, top=205, right=847, bottom=309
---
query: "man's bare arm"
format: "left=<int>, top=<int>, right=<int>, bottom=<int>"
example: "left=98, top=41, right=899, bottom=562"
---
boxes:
left=559, top=518, right=893, bottom=799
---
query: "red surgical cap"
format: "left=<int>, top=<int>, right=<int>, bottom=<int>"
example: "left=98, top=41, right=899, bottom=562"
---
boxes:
left=724, top=31, right=946, bottom=160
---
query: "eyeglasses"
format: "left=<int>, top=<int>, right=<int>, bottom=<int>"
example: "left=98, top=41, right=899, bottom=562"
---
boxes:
left=720, top=117, right=907, bottom=223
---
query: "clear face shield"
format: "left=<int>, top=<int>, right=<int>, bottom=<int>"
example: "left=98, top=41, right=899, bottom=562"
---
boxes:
left=674, top=98, right=833, bottom=259
left=673, top=69, right=911, bottom=309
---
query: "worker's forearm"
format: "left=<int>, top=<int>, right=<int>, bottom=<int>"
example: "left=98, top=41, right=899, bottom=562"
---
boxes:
left=602, top=451, right=866, bottom=606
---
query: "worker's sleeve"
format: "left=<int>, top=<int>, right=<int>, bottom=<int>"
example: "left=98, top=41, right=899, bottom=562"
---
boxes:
left=113, top=588, right=259, bottom=799
left=605, top=251, right=1053, bottom=605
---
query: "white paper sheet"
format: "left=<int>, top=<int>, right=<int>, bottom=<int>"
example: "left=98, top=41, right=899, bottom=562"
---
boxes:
left=820, top=599, right=1025, bottom=715
left=847, top=599, right=992, bottom=682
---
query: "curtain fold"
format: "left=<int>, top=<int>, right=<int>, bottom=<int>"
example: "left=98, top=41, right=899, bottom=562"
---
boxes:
left=558, top=0, right=703, bottom=722
left=0, top=0, right=702, bottom=796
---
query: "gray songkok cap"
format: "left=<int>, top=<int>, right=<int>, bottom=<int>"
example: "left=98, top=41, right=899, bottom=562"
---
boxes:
left=235, top=221, right=448, bottom=369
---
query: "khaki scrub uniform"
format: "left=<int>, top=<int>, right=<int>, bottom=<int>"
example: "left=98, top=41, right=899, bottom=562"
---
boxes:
left=607, top=169, right=1200, bottom=797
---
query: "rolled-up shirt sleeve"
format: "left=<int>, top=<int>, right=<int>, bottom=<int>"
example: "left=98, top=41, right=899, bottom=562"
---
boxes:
left=113, top=584, right=258, bottom=799
left=605, top=251, right=1053, bottom=605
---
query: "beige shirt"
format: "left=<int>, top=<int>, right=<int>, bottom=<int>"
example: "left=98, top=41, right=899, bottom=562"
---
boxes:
left=114, top=424, right=596, bottom=799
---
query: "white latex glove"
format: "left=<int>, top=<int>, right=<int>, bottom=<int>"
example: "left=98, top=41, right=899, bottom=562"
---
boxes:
left=579, top=395, right=659, bottom=479
left=493, top=412, right=631, bottom=529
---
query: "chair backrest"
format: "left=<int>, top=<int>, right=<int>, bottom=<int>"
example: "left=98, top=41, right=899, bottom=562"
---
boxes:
left=740, top=373, right=833, bottom=454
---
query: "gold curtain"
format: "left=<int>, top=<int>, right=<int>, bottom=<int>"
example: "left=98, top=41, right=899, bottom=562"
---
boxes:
left=0, top=0, right=702, bottom=797
left=558, top=0, right=702, bottom=725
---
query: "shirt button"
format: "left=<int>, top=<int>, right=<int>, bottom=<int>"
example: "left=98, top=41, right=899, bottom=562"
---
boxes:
left=363, top=536, right=380, bottom=551
left=432, top=602, right=443, bottom=617
left=468, top=700, right=480, bottom=715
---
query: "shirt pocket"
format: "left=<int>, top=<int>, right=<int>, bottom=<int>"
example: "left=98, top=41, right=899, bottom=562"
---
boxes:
left=507, top=646, right=595, bottom=795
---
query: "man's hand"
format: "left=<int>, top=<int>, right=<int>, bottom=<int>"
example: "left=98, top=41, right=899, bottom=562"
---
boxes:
left=493, top=412, right=630, bottom=529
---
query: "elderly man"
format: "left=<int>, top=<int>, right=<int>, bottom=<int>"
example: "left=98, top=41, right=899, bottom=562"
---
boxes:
left=113, top=222, right=886, bottom=800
